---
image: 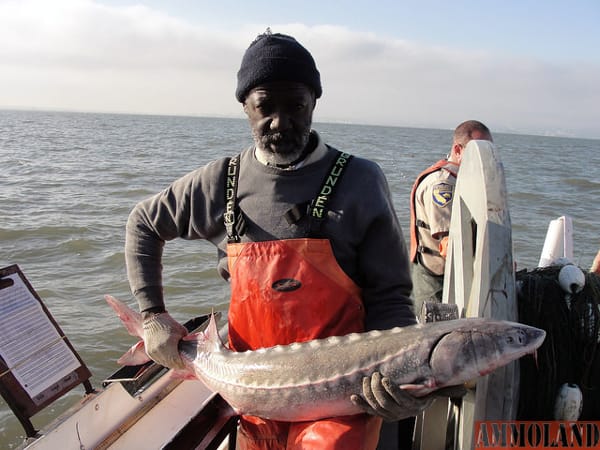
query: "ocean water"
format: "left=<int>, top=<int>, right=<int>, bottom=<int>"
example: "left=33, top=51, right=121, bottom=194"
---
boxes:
left=1, top=109, right=599, bottom=447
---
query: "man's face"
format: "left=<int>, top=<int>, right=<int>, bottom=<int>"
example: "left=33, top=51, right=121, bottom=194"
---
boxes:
left=243, top=81, right=315, bottom=165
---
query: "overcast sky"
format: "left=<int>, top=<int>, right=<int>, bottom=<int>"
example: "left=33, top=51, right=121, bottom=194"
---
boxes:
left=1, top=0, right=599, bottom=138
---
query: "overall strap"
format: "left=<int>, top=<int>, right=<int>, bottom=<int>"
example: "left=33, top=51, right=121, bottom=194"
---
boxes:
left=224, top=155, right=246, bottom=243
left=284, top=150, right=353, bottom=237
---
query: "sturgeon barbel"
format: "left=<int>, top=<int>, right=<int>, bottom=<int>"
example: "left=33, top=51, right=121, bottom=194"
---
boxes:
left=106, top=295, right=544, bottom=422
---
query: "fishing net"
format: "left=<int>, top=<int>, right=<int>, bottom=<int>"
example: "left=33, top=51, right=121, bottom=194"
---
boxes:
left=517, top=265, right=600, bottom=419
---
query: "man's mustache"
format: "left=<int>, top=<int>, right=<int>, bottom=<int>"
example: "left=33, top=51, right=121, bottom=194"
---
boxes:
left=261, top=132, right=290, bottom=143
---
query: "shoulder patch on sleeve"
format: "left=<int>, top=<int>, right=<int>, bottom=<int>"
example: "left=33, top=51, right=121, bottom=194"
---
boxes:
left=432, top=182, right=453, bottom=207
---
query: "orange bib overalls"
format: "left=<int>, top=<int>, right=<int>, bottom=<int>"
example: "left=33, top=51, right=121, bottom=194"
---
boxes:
left=223, top=153, right=382, bottom=449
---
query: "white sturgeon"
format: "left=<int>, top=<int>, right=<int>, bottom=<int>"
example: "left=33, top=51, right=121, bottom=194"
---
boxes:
left=106, top=295, right=545, bottom=422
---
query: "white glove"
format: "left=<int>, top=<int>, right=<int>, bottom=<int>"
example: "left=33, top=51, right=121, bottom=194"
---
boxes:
left=350, top=372, right=435, bottom=421
left=143, top=312, right=188, bottom=369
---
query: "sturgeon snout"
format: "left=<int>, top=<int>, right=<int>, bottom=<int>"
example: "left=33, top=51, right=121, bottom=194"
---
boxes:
left=429, top=321, right=546, bottom=393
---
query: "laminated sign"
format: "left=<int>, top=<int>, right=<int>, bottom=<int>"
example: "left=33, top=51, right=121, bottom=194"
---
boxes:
left=0, top=264, right=92, bottom=437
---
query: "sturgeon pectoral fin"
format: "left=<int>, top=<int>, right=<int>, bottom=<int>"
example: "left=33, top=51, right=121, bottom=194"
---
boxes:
left=399, top=379, right=436, bottom=397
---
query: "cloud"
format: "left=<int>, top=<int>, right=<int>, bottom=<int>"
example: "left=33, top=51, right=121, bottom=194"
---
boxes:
left=1, top=0, right=598, bottom=138
left=0, top=0, right=248, bottom=114
left=1, top=0, right=240, bottom=70
left=296, top=26, right=599, bottom=138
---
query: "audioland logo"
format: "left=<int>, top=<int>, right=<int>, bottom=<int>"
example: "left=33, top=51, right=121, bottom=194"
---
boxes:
left=474, top=421, right=600, bottom=449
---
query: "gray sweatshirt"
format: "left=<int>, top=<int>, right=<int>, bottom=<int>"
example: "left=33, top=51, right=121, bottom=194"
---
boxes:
left=125, top=132, right=415, bottom=330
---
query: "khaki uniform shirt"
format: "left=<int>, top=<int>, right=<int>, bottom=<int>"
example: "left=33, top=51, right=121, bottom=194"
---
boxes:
left=414, top=168, right=456, bottom=275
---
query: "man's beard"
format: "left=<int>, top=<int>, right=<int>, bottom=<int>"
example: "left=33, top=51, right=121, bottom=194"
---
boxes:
left=253, top=129, right=311, bottom=166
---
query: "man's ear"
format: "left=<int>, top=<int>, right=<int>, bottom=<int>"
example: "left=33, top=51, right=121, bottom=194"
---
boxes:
left=453, top=143, right=465, bottom=161
left=242, top=101, right=249, bottom=115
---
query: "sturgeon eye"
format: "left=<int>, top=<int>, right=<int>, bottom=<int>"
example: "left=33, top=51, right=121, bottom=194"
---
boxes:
left=506, top=330, right=525, bottom=345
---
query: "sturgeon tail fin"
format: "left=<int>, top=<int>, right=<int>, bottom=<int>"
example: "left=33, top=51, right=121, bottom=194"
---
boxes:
left=105, top=294, right=144, bottom=338
left=105, top=294, right=151, bottom=366
left=117, top=340, right=152, bottom=365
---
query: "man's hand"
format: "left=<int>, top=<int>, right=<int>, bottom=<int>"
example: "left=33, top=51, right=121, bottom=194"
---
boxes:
left=143, top=312, right=188, bottom=369
left=350, top=372, right=435, bottom=421
left=439, top=236, right=449, bottom=259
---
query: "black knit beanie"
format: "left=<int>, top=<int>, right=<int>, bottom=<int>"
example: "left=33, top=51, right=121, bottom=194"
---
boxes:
left=235, top=31, right=322, bottom=102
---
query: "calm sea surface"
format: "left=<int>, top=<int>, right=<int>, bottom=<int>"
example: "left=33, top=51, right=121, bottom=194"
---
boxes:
left=1, top=109, right=599, bottom=447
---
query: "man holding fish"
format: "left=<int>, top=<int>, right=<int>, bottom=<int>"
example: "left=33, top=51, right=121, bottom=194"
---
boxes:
left=125, top=30, right=431, bottom=449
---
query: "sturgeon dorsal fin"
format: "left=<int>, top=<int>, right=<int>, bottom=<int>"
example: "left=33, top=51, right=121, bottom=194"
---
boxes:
left=204, top=311, right=224, bottom=352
